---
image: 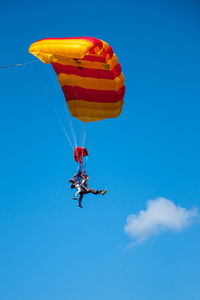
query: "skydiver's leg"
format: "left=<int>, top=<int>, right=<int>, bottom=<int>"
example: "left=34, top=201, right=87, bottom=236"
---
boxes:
left=85, top=188, right=99, bottom=194
left=78, top=192, right=84, bottom=208
left=73, top=184, right=81, bottom=199
left=74, top=186, right=81, bottom=197
left=87, top=188, right=107, bottom=195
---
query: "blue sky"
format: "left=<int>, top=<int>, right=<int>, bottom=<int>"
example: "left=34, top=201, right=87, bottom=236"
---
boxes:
left=1, top=0, right=200, bottom=299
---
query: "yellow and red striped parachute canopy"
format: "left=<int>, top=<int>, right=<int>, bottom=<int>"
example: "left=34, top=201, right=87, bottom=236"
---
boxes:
left=29, top=37, right=125, bottom=122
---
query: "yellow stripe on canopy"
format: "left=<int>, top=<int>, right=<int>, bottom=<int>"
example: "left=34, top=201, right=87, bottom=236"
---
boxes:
left=52, top=57, right=118, bottom=71
left=67, top=99, right=124, bottom=122
left=29, top=39, right=94, bottom=63
left=58, top=73, right=125, bottom=91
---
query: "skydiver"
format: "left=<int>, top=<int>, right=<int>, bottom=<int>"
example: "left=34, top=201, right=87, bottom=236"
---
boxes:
left=77, top=175, right=107, bottom=208
left=69, top=169, right=87, bottom=199
left=68, top=170, right=81, bottom=188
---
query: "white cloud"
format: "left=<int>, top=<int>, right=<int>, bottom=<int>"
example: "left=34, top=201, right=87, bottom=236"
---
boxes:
left=124, top=197, right=198, bottom=243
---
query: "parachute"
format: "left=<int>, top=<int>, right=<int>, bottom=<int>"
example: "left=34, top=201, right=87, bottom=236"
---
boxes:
left=29, top=37, right=125, bottom=122
left=29, top=37, right=125, bottom=168
left=74, top=147, right=88, bottom=165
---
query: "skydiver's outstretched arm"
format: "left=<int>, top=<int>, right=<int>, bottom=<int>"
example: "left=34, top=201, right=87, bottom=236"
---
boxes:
left=69, top=173, right=78, bottom=185
left=69, top=169, right=83, bottom=189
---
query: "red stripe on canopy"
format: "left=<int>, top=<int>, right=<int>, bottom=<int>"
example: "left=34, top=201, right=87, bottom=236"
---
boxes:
left=62, top=85, right=125, bottom=103
left=82, top=55, right=106, bottom=63
left=52, top=62, right=122, bottom=79
left=52, top=63, right=114, bottom=79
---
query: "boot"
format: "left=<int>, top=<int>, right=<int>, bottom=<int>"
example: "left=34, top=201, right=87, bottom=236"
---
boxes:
left=100, top=189, right=107, bottom=195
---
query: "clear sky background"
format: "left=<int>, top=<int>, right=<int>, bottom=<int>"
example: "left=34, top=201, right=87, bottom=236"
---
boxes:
left=0, top=0, right=200, bottom=299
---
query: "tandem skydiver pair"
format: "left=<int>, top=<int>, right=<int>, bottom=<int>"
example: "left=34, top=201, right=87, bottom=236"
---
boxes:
left=69, top=147, right=107, bottom=208
left=69, top=168, right=107, bottom=208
